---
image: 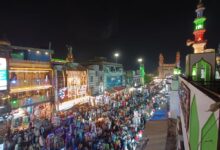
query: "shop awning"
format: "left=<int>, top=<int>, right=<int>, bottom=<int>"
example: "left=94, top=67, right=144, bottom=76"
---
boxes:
left=105, top=89, right=115, bottom=94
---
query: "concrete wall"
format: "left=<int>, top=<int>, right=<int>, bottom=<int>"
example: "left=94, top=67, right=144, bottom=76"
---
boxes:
left=179, top=76, right=219, bottom=150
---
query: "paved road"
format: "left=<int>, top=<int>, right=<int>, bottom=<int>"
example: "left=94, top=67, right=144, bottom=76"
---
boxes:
left=138, top=99, right=168, bottom=149
left=140, top=120, right=168, bottom=150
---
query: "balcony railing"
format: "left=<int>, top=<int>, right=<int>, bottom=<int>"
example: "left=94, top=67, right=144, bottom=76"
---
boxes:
left=180, top=75, right=220, bottom=102
left=10, top=79, right=51, bottom=88
left=10, top=79, right=52, bottom=93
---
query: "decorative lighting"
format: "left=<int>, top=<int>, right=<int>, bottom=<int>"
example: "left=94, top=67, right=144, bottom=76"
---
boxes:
left=45, top=52, right=49, bottom=55
left=11, top=80, right=17, bottom=84
left=36, top=51, right=40, bottom=54
left=10, top=70, right=50, bottom=73
left=10, top=85, right=52, bottom=93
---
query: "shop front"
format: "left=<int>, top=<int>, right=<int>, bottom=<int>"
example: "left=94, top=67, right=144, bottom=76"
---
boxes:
left=10, top=101, right=53, bottom=132
left=9, top=88, right=53, bottom=131
left=56, top=70, right=89, bottom=111
left=10, top=88, right=52, bottom=109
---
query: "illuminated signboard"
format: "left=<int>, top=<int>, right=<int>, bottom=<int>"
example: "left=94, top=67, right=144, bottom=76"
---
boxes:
left=0, top=58, right=7, bottom=90
left=66, top=71, right=87, bottom=98
left=106, top=76, right=122, bottom=88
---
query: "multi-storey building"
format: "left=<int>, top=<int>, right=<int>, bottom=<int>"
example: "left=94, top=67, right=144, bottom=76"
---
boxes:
left=0, top=40, right=55, bottom=132
left=51, top=47, right=89, bottom=111
left=177, top=2, right=220, bottom=150
left=125, top=70, right=142, bottom=87
left=0, top=40, right=11, bottom=116
left=87, top=65, right=102, bottom=96
left=82, top=57, right=125, bottom=94
left=8, top=44, right=54, bottom=120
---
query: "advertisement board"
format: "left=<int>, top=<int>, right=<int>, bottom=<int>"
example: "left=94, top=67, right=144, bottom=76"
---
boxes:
left=66, top=71, right=87, bottom=98
left=0, top=58, right=7, bottom=90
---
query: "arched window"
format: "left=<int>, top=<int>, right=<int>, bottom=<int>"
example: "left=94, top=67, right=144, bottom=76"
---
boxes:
left=191, top=59, right=211, bottom=81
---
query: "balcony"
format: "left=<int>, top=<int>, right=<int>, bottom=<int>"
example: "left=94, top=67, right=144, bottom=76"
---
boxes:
left=10, top=79, right=52, bottom=93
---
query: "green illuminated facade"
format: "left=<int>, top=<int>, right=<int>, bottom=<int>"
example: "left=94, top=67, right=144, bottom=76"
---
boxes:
left=192, top=59, right=211, bottom=81
left=173, top=67, right=181, bottom=75
left=194, top=17, right=206, bottom=31
left=139, top=64, right=145, bottom=85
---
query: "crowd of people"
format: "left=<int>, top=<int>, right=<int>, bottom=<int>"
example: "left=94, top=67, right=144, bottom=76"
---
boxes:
left=3, top=88, right=157, bottom=150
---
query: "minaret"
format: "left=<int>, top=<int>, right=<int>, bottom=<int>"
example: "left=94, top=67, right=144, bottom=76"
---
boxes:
left=187, top=1, right=207, bottom=53
left=158, top=53, right=164, bottom=78
left=176, top=51, right=180, bottom=68
left=159, top=53, right=164, bottom=66
left=216, top=44, right=220, bottom=66
left=66, top=45, right=74, bottom=62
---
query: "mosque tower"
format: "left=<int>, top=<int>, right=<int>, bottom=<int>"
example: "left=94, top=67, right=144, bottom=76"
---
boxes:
left=159, top=53, right=164, bottom=67
left=187, top=1, right=207, bottom=53
left=66, top=45, right=74, bottom=62
left=176, top=51, right=180, bottom=68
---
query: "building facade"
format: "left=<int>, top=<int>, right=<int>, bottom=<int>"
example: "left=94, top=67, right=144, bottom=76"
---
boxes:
left=8, top=45, right=54, bottom=120
left=0, top=41, right=55, bottom=133
left=125, top=70, right=142, bottom=87
left=87, top=65, right=102, bottom=96
left=0, top=41, right=11, bottom=116
left=82, top=57, right=125, bottom=94
left=52, top=59, right=89, bottom=111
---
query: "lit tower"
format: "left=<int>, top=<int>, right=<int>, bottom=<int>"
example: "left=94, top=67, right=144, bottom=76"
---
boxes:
left=187, top=1, right=207, bottom=53
left=159, top=53, right=164, bottom=67
left=175, top=51, right=180, bottom=68
left=158, top=53, right=164, bottom=78
left=66, top=45, right=74, bottom=62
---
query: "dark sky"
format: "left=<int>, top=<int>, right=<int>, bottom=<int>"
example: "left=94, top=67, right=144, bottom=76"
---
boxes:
left=0, top=0, right=220, bottom=72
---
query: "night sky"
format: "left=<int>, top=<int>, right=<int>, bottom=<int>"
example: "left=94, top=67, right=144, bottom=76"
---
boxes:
left=0, top=0, right=220, bottom=72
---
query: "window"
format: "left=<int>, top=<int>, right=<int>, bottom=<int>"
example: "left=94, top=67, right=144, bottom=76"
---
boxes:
left=95, top=71, right=98, bottom=76
left=90, top=76, right=93, bottom=82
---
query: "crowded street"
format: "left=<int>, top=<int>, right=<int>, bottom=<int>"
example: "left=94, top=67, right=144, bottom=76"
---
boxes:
left=1, top=1, right=220, bottom=149
left=0, top=83, right=170, bottom=150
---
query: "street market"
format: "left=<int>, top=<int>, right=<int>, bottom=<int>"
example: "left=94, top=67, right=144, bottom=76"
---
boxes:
left=1, top=85, right=169, bottom=150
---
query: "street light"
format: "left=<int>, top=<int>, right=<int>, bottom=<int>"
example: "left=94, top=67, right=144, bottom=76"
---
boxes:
left=138, top=58, right=143, bottom=63
left=114, top=52, right=119, bottom=64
